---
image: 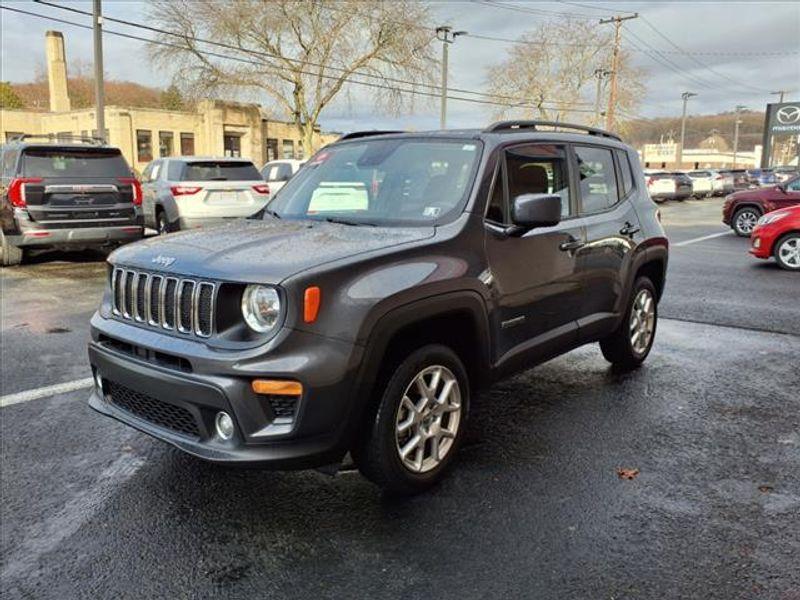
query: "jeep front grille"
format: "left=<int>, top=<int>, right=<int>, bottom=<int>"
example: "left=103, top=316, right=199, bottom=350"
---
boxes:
left=111, top=267, right=216, bottom=337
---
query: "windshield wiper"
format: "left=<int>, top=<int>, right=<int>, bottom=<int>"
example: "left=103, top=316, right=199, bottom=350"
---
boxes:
left=323, top=216, right=377, bottom=227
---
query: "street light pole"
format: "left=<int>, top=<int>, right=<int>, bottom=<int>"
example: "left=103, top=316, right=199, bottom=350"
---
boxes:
left=678, top=91, right=697, bottom=168
left=770, top=90, right=789, bottom=104
left=93, top=0, right=105, bottom=142
left=732, top=104, right=746, bottom=168
left=435, top=26, right=466, bottom=130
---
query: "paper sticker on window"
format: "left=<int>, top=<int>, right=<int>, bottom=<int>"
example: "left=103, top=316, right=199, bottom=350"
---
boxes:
left=423, top=206, right=441, bottom=218
left=462, top=144, right=476, bottom=151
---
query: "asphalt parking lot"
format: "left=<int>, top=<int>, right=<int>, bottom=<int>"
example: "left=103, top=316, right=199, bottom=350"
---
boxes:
left=1, top=197, right=798, bottom=599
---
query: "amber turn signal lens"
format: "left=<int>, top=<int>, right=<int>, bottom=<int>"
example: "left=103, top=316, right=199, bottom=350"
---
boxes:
left=304, top=286, right=321, bottom=323
left=251, top=380, right=303, bottom=396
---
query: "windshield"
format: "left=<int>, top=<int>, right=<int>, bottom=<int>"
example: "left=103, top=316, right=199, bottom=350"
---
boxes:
left=22, top=148, right=130, bottom=178
left=265, top=138, right=482, bottom=226
left=182, top=161, right=261, bottom=181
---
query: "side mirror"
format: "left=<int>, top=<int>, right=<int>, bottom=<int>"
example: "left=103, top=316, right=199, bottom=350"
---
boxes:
left=510, top=193, right=562, bottom=231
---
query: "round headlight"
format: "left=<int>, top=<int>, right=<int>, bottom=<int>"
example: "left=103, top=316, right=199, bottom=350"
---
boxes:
left=241, top=285, right=281, bottom=333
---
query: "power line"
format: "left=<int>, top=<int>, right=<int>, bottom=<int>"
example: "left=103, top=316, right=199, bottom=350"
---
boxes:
left=3, top=5, right=599, bottom=115
left=30, top=0, right=594, bottom=110
left=637, top=15, right=771, bottom=94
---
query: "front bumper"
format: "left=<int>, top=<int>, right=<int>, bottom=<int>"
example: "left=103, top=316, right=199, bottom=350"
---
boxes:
left=88, top=315, right=365, bottom=469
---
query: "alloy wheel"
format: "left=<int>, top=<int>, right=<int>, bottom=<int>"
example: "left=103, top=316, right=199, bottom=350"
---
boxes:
left=629, top=289, right=656, bottom=356
left=395, top=365, right=462, bottom=473
left=777, top=236, right=800, bottom=269
left=735, top=210, right=758, bottom=235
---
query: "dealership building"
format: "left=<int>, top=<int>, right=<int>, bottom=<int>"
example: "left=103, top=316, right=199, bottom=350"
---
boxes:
left=0, top=31, right=339, bottom=172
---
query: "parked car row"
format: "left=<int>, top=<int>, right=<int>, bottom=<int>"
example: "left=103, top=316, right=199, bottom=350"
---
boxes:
left=0, top=133, right=307, bottom=265
left=645, top=166, right=799, bottom=205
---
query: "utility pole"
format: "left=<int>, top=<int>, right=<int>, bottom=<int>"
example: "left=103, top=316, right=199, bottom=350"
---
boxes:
left=732, top=104, right=746, bottom=168
left=435, top=26, right=466, bottom=130
left=93, top=0, right=105, bottom=142
left=770, top=90, right=789, bottom=104
left=599, top=12, right=638, bottom=131
left=678, top=91, right=697, bottom=168
left=593, top=68, right=610, bottom=126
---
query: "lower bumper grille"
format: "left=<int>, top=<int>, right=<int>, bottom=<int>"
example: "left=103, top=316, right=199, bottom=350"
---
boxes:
left=107, top=380, right=200, bottom=438
left=267, top=395, right=298, bottom=420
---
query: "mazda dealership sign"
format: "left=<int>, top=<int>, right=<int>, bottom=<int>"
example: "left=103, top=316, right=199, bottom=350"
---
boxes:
left=768, top=102, right=800, bottom=134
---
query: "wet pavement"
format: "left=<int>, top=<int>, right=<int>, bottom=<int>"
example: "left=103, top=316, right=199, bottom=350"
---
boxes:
left=1, top=198, right=798, bottom=599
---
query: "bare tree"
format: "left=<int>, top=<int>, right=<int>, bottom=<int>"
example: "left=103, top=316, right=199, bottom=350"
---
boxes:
left=485, top=18, right=646, bottom=128
left=147, top=0, right=438, bottom=151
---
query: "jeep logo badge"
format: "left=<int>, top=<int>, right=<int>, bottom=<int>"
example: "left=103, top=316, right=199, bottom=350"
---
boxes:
left=152, top=255, right=176, bottom=268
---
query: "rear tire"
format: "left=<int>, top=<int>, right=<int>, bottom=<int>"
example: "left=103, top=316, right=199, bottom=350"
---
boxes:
left=600, top=276, right=658, bottom=370
left=732, top=206, right=761, bottom=237
left=0, top=231, right=24, bottom=266
left=774, top=233, right=800, bottom=271
left=353, top=344, right=469, bottom=495
left=156, top=210, right=176, bottom=235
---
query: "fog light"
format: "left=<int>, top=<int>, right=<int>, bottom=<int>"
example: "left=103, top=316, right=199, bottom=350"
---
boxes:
left=753, top=237, right=761, bottom=248
left=215, top=411, right=235, bottom=440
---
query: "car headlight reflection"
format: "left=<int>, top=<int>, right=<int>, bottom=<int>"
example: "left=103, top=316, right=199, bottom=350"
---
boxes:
left=241, top=285, right=281, bottom=333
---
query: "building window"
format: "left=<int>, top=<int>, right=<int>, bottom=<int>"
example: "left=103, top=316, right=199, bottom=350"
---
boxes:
left=297, top=140, right=305, bottom=159
left=266, top=138, right=279, bottom=162
left=180, top=132, right=194, bottom=156
left=224, top=133, right=242, bottom=157
left=159, top=131, right=174, bottom=157
left=137, top=130, right=153, bottom=163
left=282, top=139, right=294, bottom=159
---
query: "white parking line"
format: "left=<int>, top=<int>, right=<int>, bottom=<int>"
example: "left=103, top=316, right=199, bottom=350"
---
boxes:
left=672, top=231, right=734, bottom=247
left=0, top=377, right=94, bottom=408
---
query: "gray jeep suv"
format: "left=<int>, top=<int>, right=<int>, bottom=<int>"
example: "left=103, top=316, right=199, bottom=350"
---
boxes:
left=87, top=121, right=668, bottom=494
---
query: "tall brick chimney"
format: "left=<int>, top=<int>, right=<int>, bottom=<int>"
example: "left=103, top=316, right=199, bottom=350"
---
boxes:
left=45, top=30, right=71, bottom=112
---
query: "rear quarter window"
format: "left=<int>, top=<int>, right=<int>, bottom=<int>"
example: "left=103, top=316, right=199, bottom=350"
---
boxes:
left=614, top=149, right=635, bottom=197
left=21, top=148, right=131, bottom=178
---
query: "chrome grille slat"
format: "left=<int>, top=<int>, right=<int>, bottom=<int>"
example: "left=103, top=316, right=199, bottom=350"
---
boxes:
left=110, top=268, right=216, bottom=338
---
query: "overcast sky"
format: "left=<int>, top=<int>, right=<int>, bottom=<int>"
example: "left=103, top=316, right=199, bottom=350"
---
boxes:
left=1, top=0, right=798, bottom=132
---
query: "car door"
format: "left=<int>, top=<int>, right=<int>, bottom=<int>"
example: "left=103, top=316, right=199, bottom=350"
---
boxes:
left=140, top=160, right=161, bottom=227
left=484, top=143, right=584, bottom=362
left=573, top=145, right=643, bottom=340
left=774, top=176, right=800, bottom=210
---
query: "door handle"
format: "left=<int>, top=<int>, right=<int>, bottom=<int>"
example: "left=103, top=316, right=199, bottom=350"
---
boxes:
left=620, top=222, right=640, bottom=237
left=559, top=238, right=584, bottom=252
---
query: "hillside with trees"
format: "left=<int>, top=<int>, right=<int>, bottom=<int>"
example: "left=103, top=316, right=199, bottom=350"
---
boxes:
left=621, top=110, right=764, bottom=151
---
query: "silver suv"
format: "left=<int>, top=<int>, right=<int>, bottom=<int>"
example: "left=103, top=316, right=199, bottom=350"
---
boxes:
left=140, top=157, right=270, bottom=234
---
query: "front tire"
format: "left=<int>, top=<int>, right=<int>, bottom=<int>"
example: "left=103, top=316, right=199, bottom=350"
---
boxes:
left=354, top=344, right=469, bottom=494
left=774, top=233, right=800, bottom=271
left=1, top=231, right=24, bottom=266
left=600, top=276, right=658, bottom=370
left=732, top=206, right=761, bottom=237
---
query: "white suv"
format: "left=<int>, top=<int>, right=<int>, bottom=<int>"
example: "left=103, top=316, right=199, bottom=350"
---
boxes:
left=260, top=159, right=305, bottom=195
left=141, top=157, right=270, bottom=234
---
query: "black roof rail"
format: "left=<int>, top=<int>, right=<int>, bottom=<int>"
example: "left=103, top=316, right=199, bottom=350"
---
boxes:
left=338, top=130, right=405, bottom=141
left=7, top=133, right=106, bottom=145
left=483, top=120, right=622, bottom=141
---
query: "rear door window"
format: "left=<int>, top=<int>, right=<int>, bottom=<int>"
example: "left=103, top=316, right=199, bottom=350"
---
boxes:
left=574, top=146, right=619, bottom=213
left=21, top=148, right=131, bottom=178
left=167, top=160, right=184, bottom=181
left=182, top=161, right=261, bottom=181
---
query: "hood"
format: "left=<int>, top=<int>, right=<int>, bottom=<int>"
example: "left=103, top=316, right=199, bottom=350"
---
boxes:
left=110, top=219, right=435, bottom=284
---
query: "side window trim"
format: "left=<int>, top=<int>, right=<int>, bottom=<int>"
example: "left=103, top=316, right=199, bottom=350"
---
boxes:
left=484, top=152, right=508, bottom=225
left=614, top=148, right=636, bottom=200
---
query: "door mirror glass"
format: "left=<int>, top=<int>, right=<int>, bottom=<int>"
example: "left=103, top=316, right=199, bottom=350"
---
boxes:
left=511, top=193, right=562, bottom=229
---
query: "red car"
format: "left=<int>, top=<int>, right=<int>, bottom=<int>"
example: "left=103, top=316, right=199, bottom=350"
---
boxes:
left=722, top=175, right=800, bottom=237
left=749, top=204, right=800, bottom=270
